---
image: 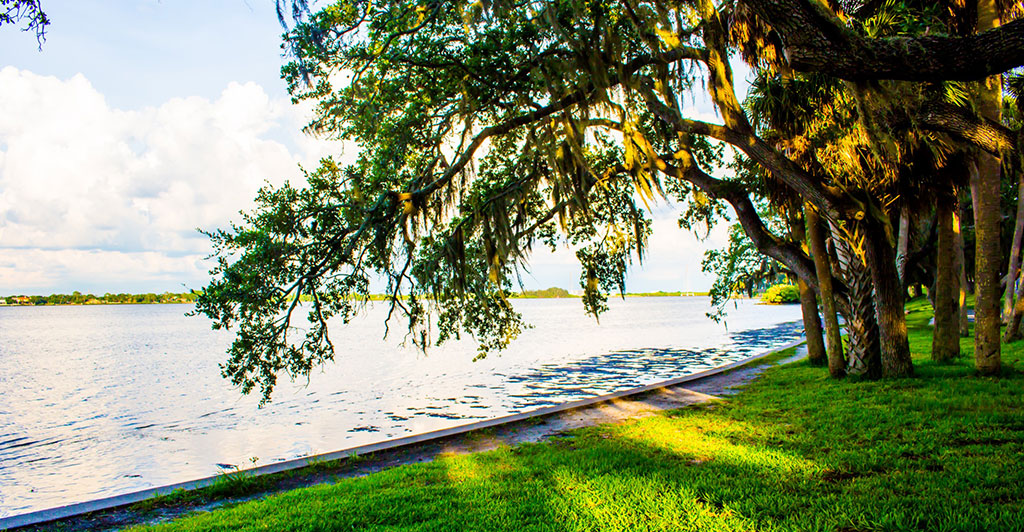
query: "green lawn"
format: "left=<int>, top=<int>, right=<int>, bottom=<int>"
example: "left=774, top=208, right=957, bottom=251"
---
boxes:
left=133, top=297, right=1023, bottom=531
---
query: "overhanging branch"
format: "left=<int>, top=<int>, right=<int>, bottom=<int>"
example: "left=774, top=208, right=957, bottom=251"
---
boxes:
left=741, top=0, right=1024, bottom=81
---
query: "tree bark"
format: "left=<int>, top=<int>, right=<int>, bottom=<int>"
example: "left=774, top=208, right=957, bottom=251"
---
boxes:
left=953, top=204, right=971, bottom=337
left=806, top=205, right=845, bottom=377
left=839, top=262, right=881, bottom=378
left=1004, top=281, right=1024, bottom=341
left=1002, top=172, right=1024, bottom=322
left=739, top=0, right=1024, bottom=81
left=896, top=204, right=910, bottom=289
left=934, top=193, right=961, bottom=361
left=972, top=0, right=1003, bottom=375
left=798, top=277, right=826, bottom=365
left=832, top=226, right=881, bottom=378
left=916, top=100, right=1019, bottom=157
left=863, top=218, right=914, bottom=377
left=1002, top=171, right=1024, bottom=341
left=790, top=210, right=826, bottom=365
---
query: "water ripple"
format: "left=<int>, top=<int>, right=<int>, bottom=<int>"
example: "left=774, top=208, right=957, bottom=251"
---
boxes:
left=0, top=298, right=802, bottom=517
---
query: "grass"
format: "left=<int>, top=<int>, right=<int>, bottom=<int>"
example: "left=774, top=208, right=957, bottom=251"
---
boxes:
left=129, top=296, right=1023, bottom=531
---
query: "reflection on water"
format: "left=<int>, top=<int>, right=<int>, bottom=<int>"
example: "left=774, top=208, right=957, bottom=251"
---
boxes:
left=0, top=297, right=802, bottom=517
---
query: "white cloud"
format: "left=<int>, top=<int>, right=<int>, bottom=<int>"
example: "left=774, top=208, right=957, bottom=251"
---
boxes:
left=0, top=67, right=337, bottom=293
left=0, top=67, right=734, bottom=295
left=0, top=249, right=208, bottom=294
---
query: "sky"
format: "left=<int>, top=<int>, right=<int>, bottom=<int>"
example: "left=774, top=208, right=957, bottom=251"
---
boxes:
left=0, top=0, right=731, bottom=296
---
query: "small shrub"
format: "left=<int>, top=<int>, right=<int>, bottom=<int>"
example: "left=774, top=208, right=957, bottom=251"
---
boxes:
left=760, top=284, right=800, bottom=304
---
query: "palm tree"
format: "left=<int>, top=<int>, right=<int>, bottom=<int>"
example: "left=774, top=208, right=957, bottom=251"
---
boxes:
left=972, top=0, right=1010, bottom=374
left=999, top=72, right=1024, bottom=340
left=934, top=184, right=962, bottom=362
left=830, top=226, right=882, bottom=377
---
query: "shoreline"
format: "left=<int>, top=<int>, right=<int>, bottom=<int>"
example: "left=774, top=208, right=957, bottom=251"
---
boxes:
left=0, top=302, right=196, bottom=307
left=0, top=293, right=719, bottom=308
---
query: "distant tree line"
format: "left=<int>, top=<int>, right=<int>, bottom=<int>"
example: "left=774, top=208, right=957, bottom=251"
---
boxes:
left=515, top=287, right=575, bottom=299
left=1, top=291, right=199, bottom=306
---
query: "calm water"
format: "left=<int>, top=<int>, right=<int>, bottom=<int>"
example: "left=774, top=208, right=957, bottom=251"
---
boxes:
left=0, top=297, right=802, bottom=517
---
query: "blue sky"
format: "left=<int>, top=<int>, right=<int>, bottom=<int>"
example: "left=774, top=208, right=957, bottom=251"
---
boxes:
left=0, top=1, right=292, bottom=108
left=0, top=1, right=730, bottom=295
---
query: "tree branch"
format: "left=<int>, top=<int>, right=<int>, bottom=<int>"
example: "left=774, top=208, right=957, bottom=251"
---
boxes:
left=411, top=47, right=707, bottom=200
left=916, top=100, right=1020, bottom=157
left=637, top=80, right=862, bottom=222
left=667, top=171, right=821, bottom=289
left=741, top=0, right=1024, bottom=81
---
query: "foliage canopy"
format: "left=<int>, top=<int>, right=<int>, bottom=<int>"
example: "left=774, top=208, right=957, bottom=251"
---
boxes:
left=196, top=0, right=1024, bottom=402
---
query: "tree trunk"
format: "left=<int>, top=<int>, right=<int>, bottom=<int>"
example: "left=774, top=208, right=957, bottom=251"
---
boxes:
left=972, top=0, right=1003, bottom=375
left=863, top=218, right=914, bottom=378
left=896, top=204, right=910, bottom=288
left=973, top=156, right=1003, bottom=374
left=832, top=227, right=881, bottom=378
left=1003, top=178, right=1024, bottom=342
left=953, top=203, right=971, bottom=337
left=839, top=262, right=881, bottom=378
left=798, top=278, right=826, bottom=365
left=806, top=205, right=845, bottom=377
left=790, top=210, right=826, bottom=365
left=1004, top=283, right=1024, bottom=341
left=1002, top=173, right=1024, bottom=322
left=934, top=193, right=961, bottom=361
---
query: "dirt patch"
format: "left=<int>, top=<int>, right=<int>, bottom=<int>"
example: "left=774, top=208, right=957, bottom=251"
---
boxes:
left=821, top=469, right=862, bottom=483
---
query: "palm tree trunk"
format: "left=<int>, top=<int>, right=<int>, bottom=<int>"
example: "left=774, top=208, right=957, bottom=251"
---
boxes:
left=896, top=204, right=910, bottom=288
left=790, top=211, right=825, bottom=365
left=1004, top=283, right=1024, bottom=341
left=832, top=227, right=881, bottom=378
left=973, top=157, right=1003, bottom=374
left=1002, top=173, right=1024, bottom=322
left=839, top=262, right=881, bottom=378
left=934, top=193, right=961, bottom=361
left=973, top=0, right=1003, bottom=375
left=954, top=203, right=970, bottom=337
left=863, top=216, right=914, bottom=377
left=1003, top=175, right=1024, bottom=341
left=806, top=204, right=845, bottom=377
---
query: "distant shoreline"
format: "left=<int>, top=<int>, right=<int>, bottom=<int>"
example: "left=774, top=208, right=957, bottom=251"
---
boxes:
left=512, top=293, right=712, bottom=299
left=513, top=287, right=710, bottom=299
left=0, top=301, right=196, bottom=307
left=0, top=291, right=711, bottom=307
left=1, top=292, right=197, bottom=307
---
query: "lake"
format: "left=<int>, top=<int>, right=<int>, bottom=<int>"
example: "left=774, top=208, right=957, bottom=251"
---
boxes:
left=0, top=297, right=802, bottom=517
